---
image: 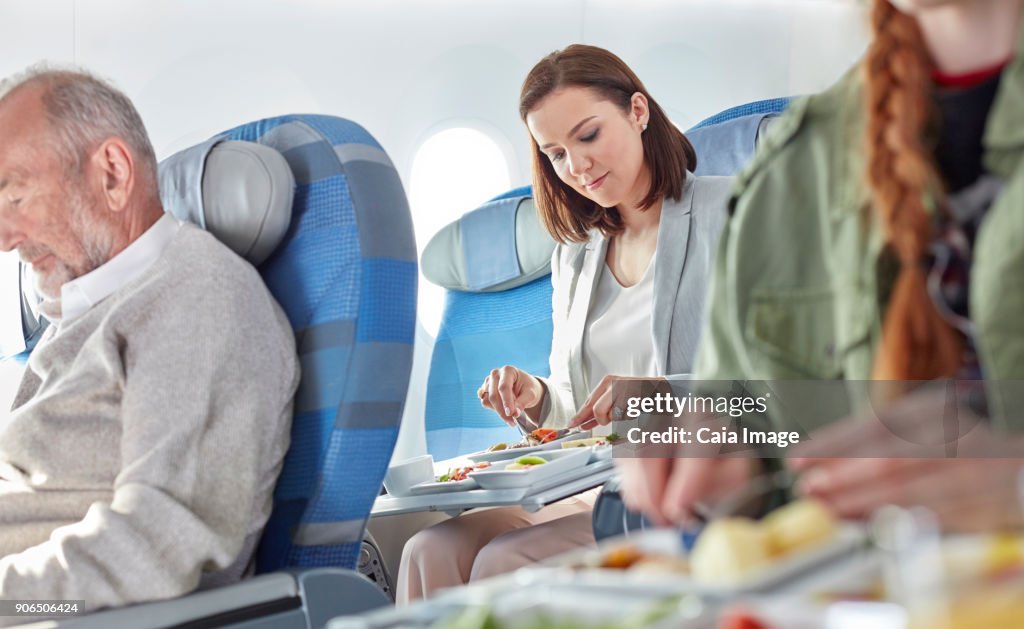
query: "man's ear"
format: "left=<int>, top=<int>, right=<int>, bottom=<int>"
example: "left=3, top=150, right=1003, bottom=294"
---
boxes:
left=90, top=137, right=135, bottom=213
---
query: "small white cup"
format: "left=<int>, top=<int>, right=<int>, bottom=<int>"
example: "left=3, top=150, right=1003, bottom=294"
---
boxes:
left=383, top=454, right=435, bottom=497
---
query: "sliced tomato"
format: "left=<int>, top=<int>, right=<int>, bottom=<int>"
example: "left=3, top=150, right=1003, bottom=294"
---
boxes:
left=720, top=611, right=773, bottom=629
left=530, top=428, right=558, bottom=443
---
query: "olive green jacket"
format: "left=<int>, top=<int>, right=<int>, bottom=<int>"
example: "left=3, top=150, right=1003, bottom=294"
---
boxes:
left=693, top=23, right=1024, bottom=431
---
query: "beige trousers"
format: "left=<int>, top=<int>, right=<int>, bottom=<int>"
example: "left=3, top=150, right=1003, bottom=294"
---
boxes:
left=396, top=490, right=598, bottom=603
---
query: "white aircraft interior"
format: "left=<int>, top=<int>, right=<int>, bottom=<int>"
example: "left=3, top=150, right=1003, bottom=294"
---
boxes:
left=0, top=0, right=871, bottom=446
left=10, top=1, right=1010, bottom=627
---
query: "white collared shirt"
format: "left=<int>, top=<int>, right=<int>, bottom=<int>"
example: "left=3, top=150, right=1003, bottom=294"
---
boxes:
left=56, top=213, right=182, bottom=324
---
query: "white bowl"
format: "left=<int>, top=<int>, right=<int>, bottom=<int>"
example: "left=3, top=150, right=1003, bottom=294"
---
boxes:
left=468, top=448, right=590, bottom=490
left=383, top=454, right=434, bottom=497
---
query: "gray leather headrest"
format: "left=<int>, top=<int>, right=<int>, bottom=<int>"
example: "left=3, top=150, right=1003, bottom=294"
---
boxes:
left=158, top=138, right=294, bottom=265
left=686, top=112, right=780, bottom=177
left=422, top=195, right=556, bottom=292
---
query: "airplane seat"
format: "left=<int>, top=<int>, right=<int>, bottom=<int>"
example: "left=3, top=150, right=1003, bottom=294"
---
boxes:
left=33, top=114, right=416, bottom=628
left=219, top=115, right=417, bottom=577
left=420, top=193, right=557, bottom=460
left=689, top=96, right=792, bottom=129
left=686, top=97, right=792, bottom=176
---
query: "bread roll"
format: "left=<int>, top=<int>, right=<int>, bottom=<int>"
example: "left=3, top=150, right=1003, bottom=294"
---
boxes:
left=690, top=518, right=771, bottom=584
left=762, top=499, right=837, bottom=556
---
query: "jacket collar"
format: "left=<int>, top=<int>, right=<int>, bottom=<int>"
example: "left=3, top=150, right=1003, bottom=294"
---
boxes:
left=652, top=172, right=695, bottom=374
left=982, top=14, right=1024, bottom=175
left=565, top=173, right=695, bottom=386
left=564, top=228, right=608, bottom=400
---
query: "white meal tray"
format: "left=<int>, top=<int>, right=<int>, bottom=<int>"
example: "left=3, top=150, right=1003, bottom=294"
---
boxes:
left=407, top=477, right=480, bottom=495
left=771, top=545, right=883, bottom=598
left=526, top=525, right=868, bottom=598
left=328, top=576, right=715, bottom=629
left=702, top=553, right=890, bottom=629
left=468, top=448, right=590, bottom=489
left=371, top=456, right=615, bottom=517
left=407, top=447, right=607, bottom=495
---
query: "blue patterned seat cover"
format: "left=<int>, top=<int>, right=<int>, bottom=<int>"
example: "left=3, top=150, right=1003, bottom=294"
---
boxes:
left=218, top=115, right=416, bottom=572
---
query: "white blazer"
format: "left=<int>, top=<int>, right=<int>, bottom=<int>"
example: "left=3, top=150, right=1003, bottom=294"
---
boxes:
left=539, top=172, right=734, bottom=428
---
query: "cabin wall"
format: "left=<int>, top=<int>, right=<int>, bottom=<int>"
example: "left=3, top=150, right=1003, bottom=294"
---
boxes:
left=0, top=0, right=869, bottom=185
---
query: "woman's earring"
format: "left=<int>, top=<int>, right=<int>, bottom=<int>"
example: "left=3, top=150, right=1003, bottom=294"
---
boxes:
left=642, top=123, right=648, bottom=132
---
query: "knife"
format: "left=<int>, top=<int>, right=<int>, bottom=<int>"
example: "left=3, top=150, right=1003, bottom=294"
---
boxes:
left=552, top=426, right=586, bottom=440
left=511, top=412, right=538, bottom=438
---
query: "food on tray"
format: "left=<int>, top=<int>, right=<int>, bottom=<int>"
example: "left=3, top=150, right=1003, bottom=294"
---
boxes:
left=946, top=601, right=1024, bottom=629
left=690, top=518, right=772, bottom=584
left=901, top=534, right=1024, bottom=629
left=598, top=545, right=645, bottom=569
left=811, top=581, right=887, bottom=603
left=432, top=594, right=698, bottom=629
left=720, top=610, right=776, bottom=629
left=690, top=499, right=838, bottom=584
left=505, top=455, right=548, bottom=470
left=912, top=583, right=1024, bottom=629
left=932, top=533, right=1024, bottom=584
left=561, top=437, right=605, bottom=449
left=984, top=534, right=1022, bottom=572
left=529, top=427, right=559, bottom=443
left=762, top=498, right=838, bottom=556
left=572, top=499, right=839, bottom=586
left=437, top=462, right=490, bottom=482
left=571, top=543, right=689, bottom=576
left=487, top=427, right=562, bottom=453
left=561, top=432, right=621, bottom=449
left=629, top=553, right=691, bottom=574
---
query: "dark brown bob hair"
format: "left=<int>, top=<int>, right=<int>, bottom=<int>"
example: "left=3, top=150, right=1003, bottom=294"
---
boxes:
left=519, top=44, right=696, bottom=244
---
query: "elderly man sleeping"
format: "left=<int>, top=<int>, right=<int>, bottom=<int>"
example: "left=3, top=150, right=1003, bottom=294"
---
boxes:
left=0, top=66, right=299, bottom=619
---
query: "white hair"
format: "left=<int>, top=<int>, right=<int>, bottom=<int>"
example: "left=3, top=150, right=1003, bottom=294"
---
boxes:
left=0, top=63, right=158, bottom=194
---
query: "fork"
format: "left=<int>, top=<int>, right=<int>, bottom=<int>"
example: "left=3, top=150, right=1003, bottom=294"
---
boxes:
left=511, top=412, right=537, bottom=439
left=675, top=469, right=799, bottom=550
left=694, top=469, right=800, bottom=522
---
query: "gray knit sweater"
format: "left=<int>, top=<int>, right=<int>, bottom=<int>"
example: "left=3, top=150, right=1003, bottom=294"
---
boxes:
left=0, top=223, right=298, bottom=617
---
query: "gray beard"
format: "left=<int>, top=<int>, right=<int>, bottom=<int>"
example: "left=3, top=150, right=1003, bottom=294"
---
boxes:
left=33, top=189, right=115, bottom=322
left=36, top=288, right=64, bottom=321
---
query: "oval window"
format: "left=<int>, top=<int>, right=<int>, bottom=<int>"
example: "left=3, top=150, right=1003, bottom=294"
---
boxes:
left=409, top=126, right=511, bottom=337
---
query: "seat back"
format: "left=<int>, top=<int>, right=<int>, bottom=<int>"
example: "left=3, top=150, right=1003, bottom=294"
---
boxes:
left=426, top=277, right=554, bottom=459
left=689, top=97, right=793, bottom=129
left=687, top=97, right=793, bottom=177
left=214, top=115, right=417, bottom=572
left=420, top=190, right=555, bottom=460
left=419, top=99, right=790, bottom=461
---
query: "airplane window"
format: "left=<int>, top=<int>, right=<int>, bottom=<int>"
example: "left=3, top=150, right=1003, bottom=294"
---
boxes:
left=0, top=253, right=23, bottom=352
left=409, top=127, right=511, bottom=337
left=0, top=252, right=26, bottom=407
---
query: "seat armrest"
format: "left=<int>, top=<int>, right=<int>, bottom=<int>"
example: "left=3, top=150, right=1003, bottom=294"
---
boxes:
left=288, top=568, right=392, bottom=629
left=30, top=573, right=301, bottom=629
left=23, top=569, right=390, bottom=629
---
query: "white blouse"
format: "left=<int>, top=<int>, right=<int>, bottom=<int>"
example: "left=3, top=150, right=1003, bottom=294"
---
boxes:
left=582, top=254, right=658, bottom=388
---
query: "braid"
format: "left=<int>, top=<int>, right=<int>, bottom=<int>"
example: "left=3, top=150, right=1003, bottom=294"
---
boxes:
left=864, top=0, right=962, bottom=382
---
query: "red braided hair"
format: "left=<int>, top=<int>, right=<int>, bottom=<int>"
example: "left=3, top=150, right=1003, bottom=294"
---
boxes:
left=863, top=0, right=962, bottom=382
